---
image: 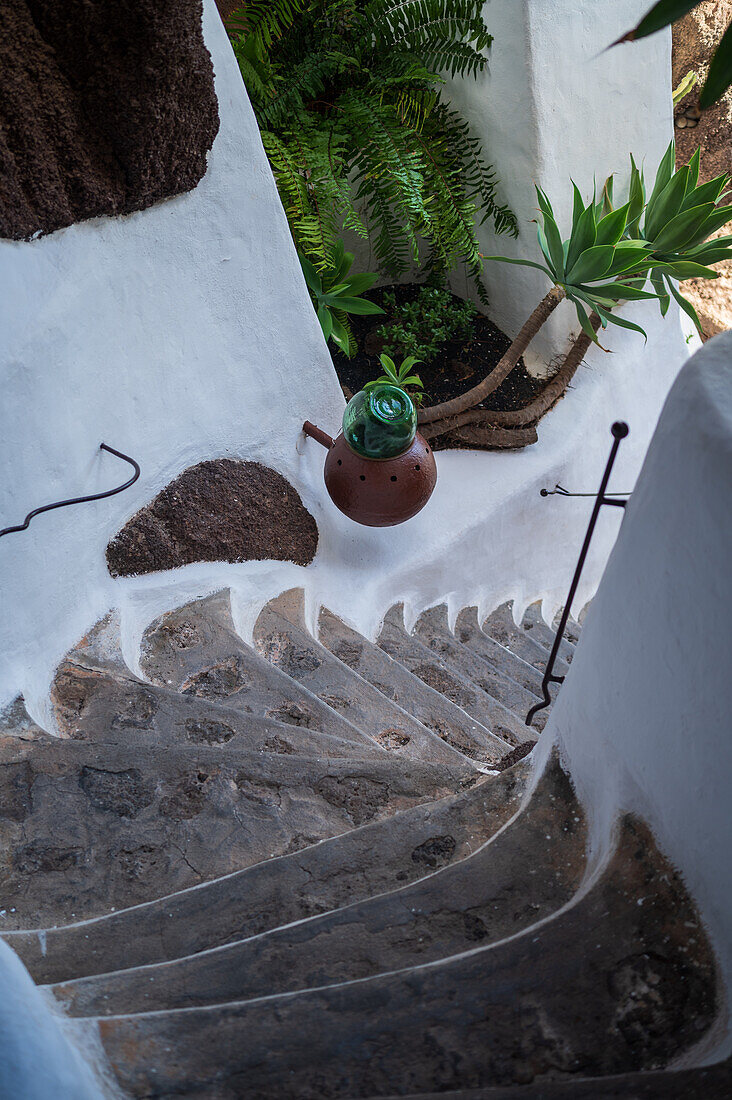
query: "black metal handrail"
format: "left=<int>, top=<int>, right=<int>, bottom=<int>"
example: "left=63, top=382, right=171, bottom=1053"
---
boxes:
left=526, top=421, right=629, bottom=727
left=540, top=484, right=632, bottom=501
left=0, top=443, right=140, bottom=540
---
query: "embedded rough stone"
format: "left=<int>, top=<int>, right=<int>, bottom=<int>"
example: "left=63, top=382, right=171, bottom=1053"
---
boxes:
left=0, top=0, right=219, bottom=240
left=106, top=460, right=318, bottom=576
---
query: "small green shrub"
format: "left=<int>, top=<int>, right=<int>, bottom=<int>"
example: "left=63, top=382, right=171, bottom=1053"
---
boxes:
left=375, top=286, right=478, bottom=363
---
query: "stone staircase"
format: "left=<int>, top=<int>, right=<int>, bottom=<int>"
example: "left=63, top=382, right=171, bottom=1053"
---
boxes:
left=0, top=590, right=722, bottom=1097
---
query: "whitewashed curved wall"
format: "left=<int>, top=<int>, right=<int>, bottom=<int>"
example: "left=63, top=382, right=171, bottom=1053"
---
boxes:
left=0, top=0, right=345, bottom=712
left=541, top=332, right=732, bottom=1059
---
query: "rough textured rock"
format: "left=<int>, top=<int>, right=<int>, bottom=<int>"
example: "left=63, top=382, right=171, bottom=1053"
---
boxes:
left=673, top=1, right=732, bottom=338
left=106, top=460, right=319, bottom=575
left=0, top=0, right=219, bottom=240
left=95, top=816, right=717, bottom=1098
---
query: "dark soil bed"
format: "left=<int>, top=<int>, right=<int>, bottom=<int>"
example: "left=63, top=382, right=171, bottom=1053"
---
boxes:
left=331, top=283, right=547, bottom=449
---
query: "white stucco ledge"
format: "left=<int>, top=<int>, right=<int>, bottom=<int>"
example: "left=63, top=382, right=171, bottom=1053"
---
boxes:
left=0, top=939, right=110, bottom=1099
left=535, top=330, right=732, bottom=1062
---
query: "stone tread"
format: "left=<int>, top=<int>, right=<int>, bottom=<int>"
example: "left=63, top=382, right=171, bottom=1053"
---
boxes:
left=318, top=608, right=512, bottom=766
left=521, top=602, right=576, bottom=661
left=92, top=817, right=717, bottom=1099
left=53, top=758, right=585, bottom=1016
left=254, top=594, right=476, bottom=770
left=412, top=607, right=547, bottom=731
left=482, top=603, right=570, bottom=677
left=452, top=609, right=545, bottom=696
left=369, top=1060, right=732, bottom=1099
left=5, top=764, right=530, bottom=986
left=0, top=736, right=461, bottom=930
left=137, top=591, right=399, bottom=757
left=52, top=659, right=389, bottom=761
left=378, top=607, right=531, bottom=746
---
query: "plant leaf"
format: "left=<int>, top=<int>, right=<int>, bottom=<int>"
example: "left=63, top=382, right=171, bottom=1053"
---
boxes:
left=680, top=173, right=729, bottom=212
left=626, top=155, right=646, bottom=238
left=329, top=312, right=352, bottom=355
left=651, top=270, right=671, bottom=316
left=317, top=302, right=333, bottom=341
left=342, top=272, right=379, bottom=296
left=645, top=140, right=677, bottom=218
left=300, top=253, right=323, bottom=295
left=644, top=164, right=689, bottom=241
left=667, top=276, right=704, bottom=332
left=699, top=20, right=732, bottom=108
left=652, top=260, right=719, bottom=280
left=573, top=299, right=604, bottom=347
left=595, top=202, right=631, bottom=247
left=649, top=202, right=716, bottom=252
left=578, top=282, right=658, bottom=302
left=685, top=148, right=701, bottom=193
left=566, top=244, right=616, bottom=285
left=599, top=309, right=648, bottom=340
left=322, top=295, right=385, bottom=315
left=566, top=200, right=597, bottom=274
left=483, top=254, right=554, bottom=278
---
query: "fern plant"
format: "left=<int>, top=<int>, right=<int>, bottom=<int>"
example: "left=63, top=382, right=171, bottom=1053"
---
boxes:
left=226, top=1, right=516, bottom=292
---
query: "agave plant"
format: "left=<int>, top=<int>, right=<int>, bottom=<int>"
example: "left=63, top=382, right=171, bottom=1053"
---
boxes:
left=627, top=144, right=732, bottom=331
left=299, top=240, right=384, bottom=357
left=417, top=142, right=732, bottom=441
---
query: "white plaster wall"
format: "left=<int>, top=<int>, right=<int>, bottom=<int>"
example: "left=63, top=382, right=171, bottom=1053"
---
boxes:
left=0, top=0, right=693, bottom=731
left=537, top=332, right=732, bottom=1060
left=447, top=0, right=676, bottom=374
left=0, top=0, right=345, bottom=714
left=0, top=939, right=110, bottom=1098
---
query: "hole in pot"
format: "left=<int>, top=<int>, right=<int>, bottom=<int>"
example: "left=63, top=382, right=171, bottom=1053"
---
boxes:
left=391, top=475, right=397, bottom=482
left=360, top=475, right=366, bottom=481
left=414, top=464, right=420, bottom=471
left=337, top=459, right=342, bottom=466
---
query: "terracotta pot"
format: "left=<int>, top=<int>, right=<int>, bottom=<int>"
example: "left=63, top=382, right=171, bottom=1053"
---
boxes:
left=317, top=430, right=437, bottom=527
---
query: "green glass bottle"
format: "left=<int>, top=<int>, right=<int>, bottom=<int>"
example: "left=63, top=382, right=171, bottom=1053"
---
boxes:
left=342, top=384, right=417, bottom=459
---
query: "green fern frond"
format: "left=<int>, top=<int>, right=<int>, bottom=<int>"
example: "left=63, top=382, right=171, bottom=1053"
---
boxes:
left=235, top=0, right=513, bottom=285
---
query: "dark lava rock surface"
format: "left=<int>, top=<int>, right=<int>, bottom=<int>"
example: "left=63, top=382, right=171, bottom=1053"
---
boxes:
left=106, top=459, right=318, bottom=576
left=0, top=0, right=219, bottom=240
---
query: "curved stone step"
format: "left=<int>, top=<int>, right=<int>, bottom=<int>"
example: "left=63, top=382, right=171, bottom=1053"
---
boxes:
left=254, top=592, right=477, bottom=769
left=318, top=608, right=512, bottom=766
left=453, top=608, right=545, bottom=697
left=483, top=603, right=570, bottom=676
left=138, top=590, right=396, bottom=755
left=52, top=756, right=584, bottom=1016
left=52, top=658, right=389, bottom=761
left=522, top=602, right=576, bottom=662
left=367, top=1059, right=732, bottom=1099
left=93, top=816, right=718, bottom=1099
left=0, top=736, right=461, bottom=929
left=6, top=764, right=530, bottom=986
left=412, top=606, right=547, bottom=730
left=378, top=607, right=531, bottom=745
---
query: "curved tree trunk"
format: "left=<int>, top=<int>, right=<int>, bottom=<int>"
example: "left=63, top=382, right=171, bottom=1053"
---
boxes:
left=418, top=285, right=565, bottom=425
left=423, top=312, right=601, bottom=449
